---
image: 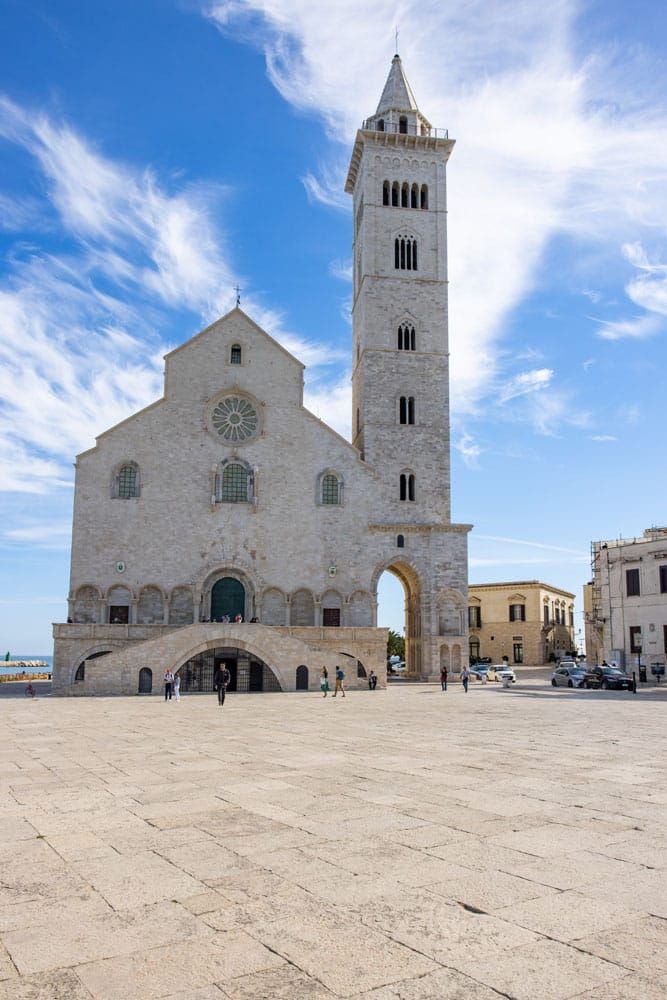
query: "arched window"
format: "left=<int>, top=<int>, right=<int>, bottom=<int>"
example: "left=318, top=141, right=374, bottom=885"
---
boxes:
left=397, top=534, right=405, bottom=548
left=391, top=181, right=399, bottom=207
left=221, top=463, right=249, bottom=502
left=421, top=185, right=428, bottom=209
left=399, top=396, right=415, bottom=425
left=382, top=180, right=390, bottom=205
left=397, top=323, right=416, bottom=351
left=411, top=184, right=418, bottom=209
left=400, top=473, right=415, bottom=501
left=321, top=473, right=341, bottom=505
left=112, top=462, right=140, bottom=499
left=399, top=115, right=408, bottom=134
left=401, top=183, right=409, bottom=208
left=75, top=663, right=85, bottom=682
left=394, top=235, right=417, bottom=271
left=377, top=118, right=385, bottom=132
left=230, top=343, right=242, bottom=365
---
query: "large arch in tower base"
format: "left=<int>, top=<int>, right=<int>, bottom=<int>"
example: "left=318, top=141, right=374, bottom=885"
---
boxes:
left=373, top=558, right=422, bottom=677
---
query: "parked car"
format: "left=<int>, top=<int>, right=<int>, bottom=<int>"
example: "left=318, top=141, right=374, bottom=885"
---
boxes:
left=584, top=665, right=632, bottom=690
left=551, top=665, right=586, bottom=688
left=490, top=664, right=516, bottom=683
left=469, top=664, right=490, bottom=680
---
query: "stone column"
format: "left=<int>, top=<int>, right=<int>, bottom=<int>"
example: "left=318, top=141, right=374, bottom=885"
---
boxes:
left=130, top=599, right=139, bottom=625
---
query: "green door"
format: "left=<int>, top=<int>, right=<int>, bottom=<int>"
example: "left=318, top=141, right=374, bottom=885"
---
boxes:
left=211, top=578, right=245, bottom=622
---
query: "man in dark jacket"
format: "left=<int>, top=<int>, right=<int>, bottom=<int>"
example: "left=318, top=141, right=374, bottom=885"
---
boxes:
left=214, top=663, right=231, bottom=706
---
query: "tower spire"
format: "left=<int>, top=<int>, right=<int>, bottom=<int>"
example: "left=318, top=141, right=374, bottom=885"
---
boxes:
left=375, top=53, right=419, bottom=116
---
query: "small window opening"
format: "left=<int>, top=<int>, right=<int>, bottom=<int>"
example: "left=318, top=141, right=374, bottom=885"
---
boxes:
left=411, top=184, right=418, bottom=209
left=322, top=474, right=340, bottom=505
left=382, top=180, right=390, bottom=205
left=397, top=534, right=405, bottom=548
left=221, top=463, right=249, bottom=503
left=420, top=185, right=428, bottom=209
left=401, top=183, right=409, bottom=208
left=377, top=118, right=385, bottom=132
left=230, top=343, right=242, bottom=364
left=391, top=182, right=399, bottom=207
left=399, top=116, right=408, bottom=134
left=117, top=465, right=138, bottom=499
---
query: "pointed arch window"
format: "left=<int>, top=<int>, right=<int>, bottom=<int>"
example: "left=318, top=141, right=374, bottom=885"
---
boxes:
left=391, top=182, right=399, bottom=207
left=230, top=343, right=242, bottom=364
left=382, top=180, right=390, bottom=205
left=420, top=185, right=428, bottom=209
left=400, top=472, right=415, bottom=501
left=411, top=183, right=418, bottom=209
left=401, top=183, right=409, bottom=208
left=397, top=323, right=416, bottom=351
left=394, top=234, right=417, bottom=271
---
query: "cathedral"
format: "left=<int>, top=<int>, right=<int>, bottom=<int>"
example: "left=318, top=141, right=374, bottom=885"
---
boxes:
left=52, top=55, right=471, bottom=696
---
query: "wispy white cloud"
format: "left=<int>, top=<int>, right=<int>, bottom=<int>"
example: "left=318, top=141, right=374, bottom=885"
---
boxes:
left=0, top=97, right=346, bottom=498
left=475, top=535, right=587, bottom=556
left=329, top=258, right=352, bottom=282
left=4, top=521, right=71, bottom=547
left=590, top=434, right=617, bottom=442
left=206, top=0, right=667, bottom=408
left=498, top=368, right=554, bottom=404
left=304, top=375, right=352, bottom=438
left=454, top=432, right=482, bottom=467
left=596, top=312, right=662, bottom=340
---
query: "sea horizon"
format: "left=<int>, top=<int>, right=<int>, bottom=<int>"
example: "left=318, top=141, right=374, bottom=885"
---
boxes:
left=1, top=654, right=53, bottom=675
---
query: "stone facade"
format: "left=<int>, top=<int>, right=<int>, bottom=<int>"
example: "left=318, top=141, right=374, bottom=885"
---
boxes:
left=468, top=581, right=576, bottom=666
left=585, top=527, right=667, bottom=672
left=53, top=56, right=470, bottom=694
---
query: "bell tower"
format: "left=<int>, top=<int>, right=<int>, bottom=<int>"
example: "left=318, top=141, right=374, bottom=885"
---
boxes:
left=346, top=54, right=455, bottom=524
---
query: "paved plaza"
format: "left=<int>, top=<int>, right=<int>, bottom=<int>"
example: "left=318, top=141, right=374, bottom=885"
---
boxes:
left=0, top=681, right=666, bottom=999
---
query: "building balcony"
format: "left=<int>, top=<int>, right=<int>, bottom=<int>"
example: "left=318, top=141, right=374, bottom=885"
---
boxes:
left=362, top=119, right=449, bottom=139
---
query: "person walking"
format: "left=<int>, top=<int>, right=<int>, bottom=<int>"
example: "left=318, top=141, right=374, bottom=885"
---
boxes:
left=173, top=671, right=181, bottom=702
left=164, top=668, right=174, bottom=701
left=440, top=665, right=448, bottom=691
left=333, top=666, right=346, bottom=697
left=461, top=666, right=470, bottom=693
left=320, top=667, right=329, bottom=697
left=214, top=662, right=231, bottom=706
left=368, top=670, right=378, bottom=690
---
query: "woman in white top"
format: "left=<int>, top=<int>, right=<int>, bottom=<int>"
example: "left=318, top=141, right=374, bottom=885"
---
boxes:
left=173, top=671, right=181, bottom=701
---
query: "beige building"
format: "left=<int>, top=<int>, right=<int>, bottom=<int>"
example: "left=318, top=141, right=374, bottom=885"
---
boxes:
left=52, top=55, right=471, bottom=696
left=585, top=527, right=667, bottom=673
left=468, top=582, right=576, bottom=666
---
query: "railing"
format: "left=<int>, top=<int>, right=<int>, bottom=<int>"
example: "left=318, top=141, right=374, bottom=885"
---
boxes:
left=362, top=119, right=448, bottom=139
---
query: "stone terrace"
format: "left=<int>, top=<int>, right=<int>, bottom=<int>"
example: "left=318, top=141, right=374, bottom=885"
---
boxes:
left=0, top=682, right=666, bottom=999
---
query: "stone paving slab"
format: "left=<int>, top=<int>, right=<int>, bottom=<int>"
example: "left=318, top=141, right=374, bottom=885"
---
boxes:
left=1, top=683, right=666, bottom=998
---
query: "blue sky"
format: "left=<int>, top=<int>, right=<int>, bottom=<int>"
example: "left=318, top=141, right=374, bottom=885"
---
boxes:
left=1, top=0, right=667, bottom=654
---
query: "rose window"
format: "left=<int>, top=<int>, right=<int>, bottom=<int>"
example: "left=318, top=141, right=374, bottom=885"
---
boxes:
left=211, top=396, right=259, bottom=443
